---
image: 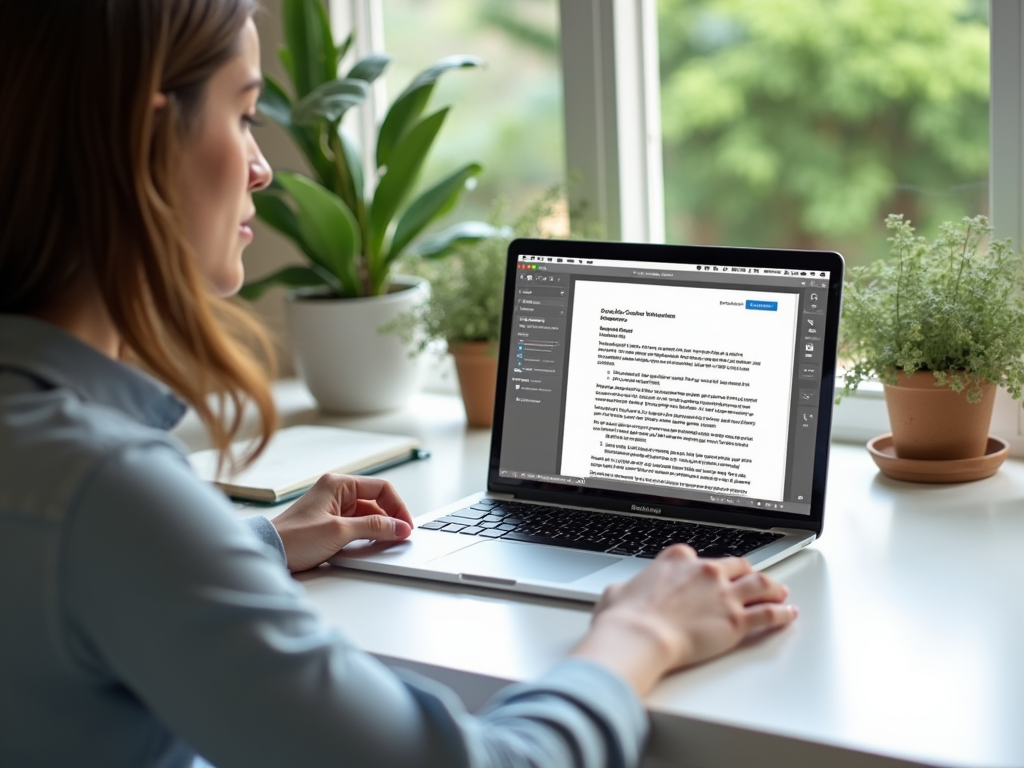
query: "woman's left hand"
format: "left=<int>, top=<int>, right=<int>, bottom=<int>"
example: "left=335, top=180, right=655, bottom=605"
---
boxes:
left=270, top=473, right=414, bottom=572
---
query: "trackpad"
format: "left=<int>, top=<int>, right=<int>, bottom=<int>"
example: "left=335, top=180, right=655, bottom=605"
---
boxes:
left=427, top=540, right=620, bottom=584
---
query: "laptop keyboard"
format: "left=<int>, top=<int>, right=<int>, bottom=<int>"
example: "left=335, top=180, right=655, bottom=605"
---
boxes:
left=419, top=499, right=783, bottom=559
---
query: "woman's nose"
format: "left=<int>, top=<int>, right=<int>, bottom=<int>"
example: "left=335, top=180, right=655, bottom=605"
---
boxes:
left=248, top=144, right=273, bottom=192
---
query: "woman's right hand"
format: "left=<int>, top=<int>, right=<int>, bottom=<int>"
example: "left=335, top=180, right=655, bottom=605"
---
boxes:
left=570, top=544, right=797, bottom=697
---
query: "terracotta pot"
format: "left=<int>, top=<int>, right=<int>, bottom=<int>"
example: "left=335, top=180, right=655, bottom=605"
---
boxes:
left=883, top=371, right=996, bottom=460
left=451, top=341, right=498, bottom=428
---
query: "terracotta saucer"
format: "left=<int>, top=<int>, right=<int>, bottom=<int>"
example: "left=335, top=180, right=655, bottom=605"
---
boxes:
left=866, top=434, right=1010, bottom=483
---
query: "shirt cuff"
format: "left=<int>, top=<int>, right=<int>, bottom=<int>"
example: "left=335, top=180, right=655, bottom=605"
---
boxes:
left=243, top=515, right=287, bottom=566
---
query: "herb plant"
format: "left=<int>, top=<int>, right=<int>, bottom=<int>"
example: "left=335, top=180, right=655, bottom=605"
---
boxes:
left=240, top=0, right=496, bottom=300
left=839, top=214, right=1024, bottom=403
left=393, top=188, right=567, bottom=351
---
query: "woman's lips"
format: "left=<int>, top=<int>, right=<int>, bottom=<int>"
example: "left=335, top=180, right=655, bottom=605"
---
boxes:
left=239, top=214, right=255, bottom=242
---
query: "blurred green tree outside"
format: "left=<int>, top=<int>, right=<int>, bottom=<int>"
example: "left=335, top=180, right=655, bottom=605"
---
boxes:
left=379, top=0, right=988, bottom=266
left=659, top=0, right=990, bottom=264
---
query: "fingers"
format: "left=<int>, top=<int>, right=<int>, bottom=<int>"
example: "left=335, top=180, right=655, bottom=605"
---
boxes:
left=319, top=474, right=415, bottom=527
left=730, top=570, right=789, bottom=605
left=741, top=603, right=798, bottom=635
left=716, top=556, right=754, bottom=581
left=340, top=512, right=412, bottom=543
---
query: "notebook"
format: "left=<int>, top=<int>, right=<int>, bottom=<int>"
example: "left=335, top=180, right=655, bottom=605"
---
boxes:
left=330, top=239, right=844, bottom=602
left=190, top=424, right=423, bottom=503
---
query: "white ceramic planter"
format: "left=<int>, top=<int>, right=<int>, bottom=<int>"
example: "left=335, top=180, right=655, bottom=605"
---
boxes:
left=286, top=275, right=427, bottom=414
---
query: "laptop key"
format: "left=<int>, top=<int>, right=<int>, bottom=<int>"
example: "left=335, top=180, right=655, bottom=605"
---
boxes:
left=479, top=529, right=506, bottom=538
left=419, top=521, right=446, bottom=530
left=441, top=523, right=466, bottom=533
left=459, top=526, right=484, bottom=535
left=451, top=509, right=488, bottom=520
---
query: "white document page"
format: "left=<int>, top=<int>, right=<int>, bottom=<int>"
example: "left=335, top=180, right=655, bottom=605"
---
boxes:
left=559, top=281, right=799, bottom=500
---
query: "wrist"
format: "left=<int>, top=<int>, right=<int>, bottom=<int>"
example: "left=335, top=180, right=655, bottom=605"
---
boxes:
left=571, top=610, right=683, bottom=697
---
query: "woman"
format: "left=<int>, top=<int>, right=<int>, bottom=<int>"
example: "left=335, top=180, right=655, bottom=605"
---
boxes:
left=0, top=2, right=797, bottom=766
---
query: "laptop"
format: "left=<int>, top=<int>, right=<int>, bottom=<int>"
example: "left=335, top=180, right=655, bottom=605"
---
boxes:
left=331, top=238, right=844, bottom=602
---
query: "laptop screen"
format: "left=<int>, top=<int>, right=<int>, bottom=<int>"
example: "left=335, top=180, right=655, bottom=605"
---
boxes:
left=490, top=239, right=844, bottom=529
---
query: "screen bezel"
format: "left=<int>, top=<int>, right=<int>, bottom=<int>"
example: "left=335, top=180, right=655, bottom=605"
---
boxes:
left=486, top=238, right=845, bottom=538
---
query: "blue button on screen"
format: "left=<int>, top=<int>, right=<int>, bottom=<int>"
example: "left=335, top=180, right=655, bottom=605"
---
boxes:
left=745, top=300, right=778, bottom=311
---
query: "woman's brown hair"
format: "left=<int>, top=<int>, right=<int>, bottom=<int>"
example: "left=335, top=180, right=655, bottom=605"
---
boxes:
left=0, top=0, right=276, bottom=468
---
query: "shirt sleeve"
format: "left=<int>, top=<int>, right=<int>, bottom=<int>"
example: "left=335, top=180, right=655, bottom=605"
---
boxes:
left=242, top=514, right=287, bottom=565
left=62, top=442, right=648, bottom=768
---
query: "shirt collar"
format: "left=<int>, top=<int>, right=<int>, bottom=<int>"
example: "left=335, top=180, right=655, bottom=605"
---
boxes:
left=0, top=314, right=186, bottom=430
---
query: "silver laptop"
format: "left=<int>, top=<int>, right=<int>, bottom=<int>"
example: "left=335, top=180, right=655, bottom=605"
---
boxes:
left=331, top=239, right=844, bottom=602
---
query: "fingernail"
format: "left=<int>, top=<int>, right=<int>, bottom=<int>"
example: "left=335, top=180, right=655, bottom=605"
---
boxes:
left=394, top=519, right=412, bottom=538
left=789, top=605, right=799, bottom=618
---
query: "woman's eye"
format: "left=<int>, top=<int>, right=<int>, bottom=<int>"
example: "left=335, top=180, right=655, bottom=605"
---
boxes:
left=242, top=114, right=264, bottom=129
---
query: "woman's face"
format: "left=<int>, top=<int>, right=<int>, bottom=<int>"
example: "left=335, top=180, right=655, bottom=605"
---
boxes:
left=175, top=18, right=271, bottom=296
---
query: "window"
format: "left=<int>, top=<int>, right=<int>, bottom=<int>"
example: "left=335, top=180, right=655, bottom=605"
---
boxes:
left=657, top=0, right=989, bottom=268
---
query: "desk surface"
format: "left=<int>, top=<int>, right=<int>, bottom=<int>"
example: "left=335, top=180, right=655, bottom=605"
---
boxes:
left=175, top=381, right=1024, bottom=768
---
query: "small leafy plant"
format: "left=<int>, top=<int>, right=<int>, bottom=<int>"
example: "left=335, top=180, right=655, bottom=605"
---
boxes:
left=241, top=0, right=497, bottom=300
left=392, top=188, right=567, bottom=351
left=839, top=214, right=1024, bottom=403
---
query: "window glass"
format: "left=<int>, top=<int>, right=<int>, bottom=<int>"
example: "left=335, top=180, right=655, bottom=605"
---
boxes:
left=658, top=0, right=990, bottom=266
left=381, top=0, right=564, bottom=221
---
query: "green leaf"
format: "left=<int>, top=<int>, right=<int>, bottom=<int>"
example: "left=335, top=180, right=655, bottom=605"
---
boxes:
left=253, top=189, right=305, bottom=249
left=257, top=74, right=293, bottom=128
left=412, top=221, right=511, bottom=259
left=388, top=163, right=483, bottom=263
left=282, top=0, right=335, bottom=98
left=275, top=172, right=362, bottom=296
left=336, top=31, right=354, bottom=64
left=330, top=126, right=366, bottom=231
left=238, top=265, right=332, bottom=301
left=369, top=108, right=449, bottom=260
left=376, top=55, right=483, bottom=169
left=346, top=53, right=392, bottom=84
left=258, top=76, right=335, bottom=188
left=291, top=78, right=369, bottom=126
left=277, top=46, right=296, bottom=88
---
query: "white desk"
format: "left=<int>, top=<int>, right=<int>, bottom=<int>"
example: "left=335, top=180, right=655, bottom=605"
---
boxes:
left=175, top=381, right=1024, bottom=768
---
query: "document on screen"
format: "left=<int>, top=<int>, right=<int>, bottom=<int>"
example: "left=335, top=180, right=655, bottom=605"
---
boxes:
left=559, top=280, right=799, bottom=499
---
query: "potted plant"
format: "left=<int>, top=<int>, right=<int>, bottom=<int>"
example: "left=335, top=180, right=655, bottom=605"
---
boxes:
left=241, top=0, right=497, bottom=413
left=839, top=213, right=1024, bottom=465
left=392, top=190, right=566, bottom=427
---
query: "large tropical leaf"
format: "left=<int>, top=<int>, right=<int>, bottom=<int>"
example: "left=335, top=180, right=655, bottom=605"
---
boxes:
left=375, top=55, right=483, bottom=169
left=253, top=188, right=305, bottom=249
left=259, top=75, right=335, bottom=189
left=239, top=265, right=334, bottom=301
left=282, top=0, right=337, bottom=98
left=412, top=221, right=511, bottom=259
left=346, top=53, right=392, bottom=84
left=329, top=126, right=366, bottom=230
left=275, top=172, right=361, bottom=297
left=387, top=162, right=482, bottom=264
left=291, top=78, right=368, bottom=126
left=369, top=108, right=448, bottom=261
left=335, top=31, right=354, bottom=64
left=258, top=74, right=293, bottom=127
left=277, top=46, right=296, bottom=88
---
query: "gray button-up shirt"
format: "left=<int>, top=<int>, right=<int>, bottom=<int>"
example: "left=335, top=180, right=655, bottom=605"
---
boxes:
left=0, top=314, right=646, bottom=768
